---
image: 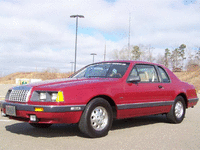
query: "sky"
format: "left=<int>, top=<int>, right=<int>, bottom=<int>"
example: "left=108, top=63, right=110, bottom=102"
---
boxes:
left=0, top=0, right=200, bottom=75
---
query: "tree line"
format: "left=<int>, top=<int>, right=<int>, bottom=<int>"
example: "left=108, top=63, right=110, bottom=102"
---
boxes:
left=112, top=44, right=200, bottom=71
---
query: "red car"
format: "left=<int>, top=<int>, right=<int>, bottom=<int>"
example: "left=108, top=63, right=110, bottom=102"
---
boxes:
left=0, top=61, right=199, bottom=137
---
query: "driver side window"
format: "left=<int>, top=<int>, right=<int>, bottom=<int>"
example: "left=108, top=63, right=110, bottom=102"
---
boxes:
left=136, top=65, right=159, bottom=82
left=129, top=65, right=159, bottom=83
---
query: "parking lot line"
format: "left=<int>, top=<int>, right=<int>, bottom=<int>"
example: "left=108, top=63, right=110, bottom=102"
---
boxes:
left=0, top=120, right=12, bottom=122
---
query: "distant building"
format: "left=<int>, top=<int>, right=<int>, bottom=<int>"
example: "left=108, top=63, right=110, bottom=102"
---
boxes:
left=16, top=78, right=42, bottom=85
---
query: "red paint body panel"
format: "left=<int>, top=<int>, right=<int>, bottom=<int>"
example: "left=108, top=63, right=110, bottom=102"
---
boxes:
left=117, top=105, right=172, bottom=119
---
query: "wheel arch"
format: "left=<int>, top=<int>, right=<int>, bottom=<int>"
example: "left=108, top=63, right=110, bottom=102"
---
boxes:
left=87, top=95, right=117, bottom=119
left=177, top=93, right=188, bottom=108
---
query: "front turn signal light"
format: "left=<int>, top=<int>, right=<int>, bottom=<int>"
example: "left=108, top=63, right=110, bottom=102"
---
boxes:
left=56, top=91, right=64, bottom=102
left=35, top=107, right=44, bottom=112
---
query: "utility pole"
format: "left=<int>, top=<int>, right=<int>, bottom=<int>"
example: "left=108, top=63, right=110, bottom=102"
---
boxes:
left=104, top=42, right=106, bottom=61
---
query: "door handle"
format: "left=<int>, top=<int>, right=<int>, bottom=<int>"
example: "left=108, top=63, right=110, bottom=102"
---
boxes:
left=158, top=85, right=163, bottom=89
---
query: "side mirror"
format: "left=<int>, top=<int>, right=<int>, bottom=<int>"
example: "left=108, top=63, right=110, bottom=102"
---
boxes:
left=127, top=76, right=140, bottom=83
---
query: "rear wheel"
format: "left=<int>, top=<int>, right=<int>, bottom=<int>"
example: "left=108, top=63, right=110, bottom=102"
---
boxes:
left=167, top=96, right=186, bottom=123
left=29, top=123, right=52, bottom=128
left=78, top=98, right=113, bottom=138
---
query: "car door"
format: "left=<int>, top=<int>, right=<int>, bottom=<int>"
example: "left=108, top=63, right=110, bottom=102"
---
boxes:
left=156, top=65, right=174, bottom=102
left=118, top=64, right=171, bottom=119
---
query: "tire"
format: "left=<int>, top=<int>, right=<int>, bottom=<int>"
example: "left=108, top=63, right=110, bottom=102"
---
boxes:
left=78, top=98, right=113, bottom=138
left=167, top=96, right=186, bottom=123
left=29, top=123, right=52, bottom=128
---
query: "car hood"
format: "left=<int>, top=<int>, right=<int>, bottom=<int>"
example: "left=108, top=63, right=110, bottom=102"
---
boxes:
left=15, top=78, right=119, bottom=90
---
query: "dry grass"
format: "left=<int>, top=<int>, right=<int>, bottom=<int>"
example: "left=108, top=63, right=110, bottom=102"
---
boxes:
left=0, top=71, right=72, bottom=84
left=0, top=70, right=199, bottom=93
left=174, top=69, right=200, bottom=93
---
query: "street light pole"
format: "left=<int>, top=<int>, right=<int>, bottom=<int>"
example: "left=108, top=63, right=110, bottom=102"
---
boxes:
left=90, top=53, right=97, bottom=63
left=70, top=62, right=74, bottom=73
left=70, top=15, right=84, bottom=73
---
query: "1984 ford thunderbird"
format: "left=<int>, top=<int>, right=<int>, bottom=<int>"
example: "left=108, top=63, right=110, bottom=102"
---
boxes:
left=0, top=61, right=199, bottom=137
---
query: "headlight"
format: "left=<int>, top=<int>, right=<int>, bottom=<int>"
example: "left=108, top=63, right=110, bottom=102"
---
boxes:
left=39, top=93, right=46, bottom=100
left=31, top=91, right=64, bottom=102
left=5, top=90, right=12, bottom=100
left=51, top=93, right=58, bottom=102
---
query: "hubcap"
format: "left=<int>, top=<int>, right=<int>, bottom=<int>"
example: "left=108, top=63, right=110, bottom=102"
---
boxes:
left=175, top=101, right=184, bottom=119
left=90, top=106, right=108, bottom=131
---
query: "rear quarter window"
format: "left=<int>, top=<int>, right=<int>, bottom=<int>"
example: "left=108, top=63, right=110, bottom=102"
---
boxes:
left=158, top=66, right=170, bottom=83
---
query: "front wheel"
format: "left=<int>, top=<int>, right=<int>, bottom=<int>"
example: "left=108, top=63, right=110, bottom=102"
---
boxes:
left=78, top=98, right=113, bottom=138
left=29, top=123, right=52, bottom=128
left=167, top=96, right=186, bottom=123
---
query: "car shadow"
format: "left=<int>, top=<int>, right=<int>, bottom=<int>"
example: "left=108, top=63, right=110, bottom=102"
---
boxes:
left=5, top=114, right=168, bottom=138
left=111, top=114, right=168, bottom=131
left=5, top=123, right=85, bottom=138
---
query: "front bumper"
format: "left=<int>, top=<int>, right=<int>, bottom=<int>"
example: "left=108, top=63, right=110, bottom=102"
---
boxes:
left=0, top=101, right=85, bottom=124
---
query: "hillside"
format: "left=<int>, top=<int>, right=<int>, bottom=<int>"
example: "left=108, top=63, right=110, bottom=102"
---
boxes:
left=0, top=71, right=72, bottom=84
left=0, top=70, right=199, bottom=93
left=174, top=69, right=200, bottom=93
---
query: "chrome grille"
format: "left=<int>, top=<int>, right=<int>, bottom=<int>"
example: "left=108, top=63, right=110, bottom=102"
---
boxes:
left=9, top=90, right=30, bottom=102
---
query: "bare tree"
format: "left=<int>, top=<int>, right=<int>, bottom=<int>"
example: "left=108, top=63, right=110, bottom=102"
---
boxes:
left=111, top=47, right=129, bottom=60
left=186, top=49, right=200, bottom=71
left=145, top=45, right=155, bottom=62
left=119, top=48, right=129, bottom=60
left=187, top=51, right=195, bottom=65
left=112, top=49, right=120, bottom=60
left=195, top=47, right=200, bottom=64
left=45, top=67, right=60, bottom=73
left=112, top=44, right=156, bottom=62
left=156, top=53, right=165, bottom=65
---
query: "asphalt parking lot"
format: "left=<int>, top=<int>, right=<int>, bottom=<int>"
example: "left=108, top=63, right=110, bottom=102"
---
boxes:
left=0, top=95, right=200, bottom=150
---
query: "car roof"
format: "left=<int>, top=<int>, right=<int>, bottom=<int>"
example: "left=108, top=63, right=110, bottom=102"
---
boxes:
left=95, top=60, right=177, bottom=80
left=95, top=60, right=165, bottom=67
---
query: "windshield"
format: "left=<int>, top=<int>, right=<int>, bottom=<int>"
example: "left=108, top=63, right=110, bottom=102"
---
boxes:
left=71, top=63, right=130, bottom=78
